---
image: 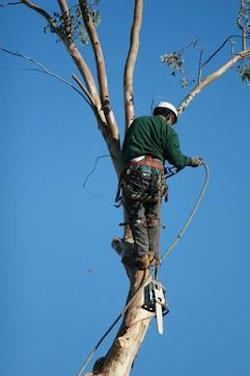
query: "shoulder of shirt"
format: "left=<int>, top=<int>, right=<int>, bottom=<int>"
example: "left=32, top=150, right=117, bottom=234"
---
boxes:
left=168, top=125, right=178, bottom=136
left=132, top=115, right=153, bottom=122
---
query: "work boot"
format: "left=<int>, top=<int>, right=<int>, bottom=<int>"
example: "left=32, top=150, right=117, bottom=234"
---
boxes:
left=134, top=254, right=151, bottom=269
left=148, top=251, right=160, bottom=267
left=121, top=254, right=136, bottom=268
left=122, top=253, right=155, bottom=270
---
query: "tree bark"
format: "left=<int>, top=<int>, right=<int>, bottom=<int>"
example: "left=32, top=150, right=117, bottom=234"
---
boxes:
left=84, top=238, right=154, bottom=376
left=178, top=49, right=250, bottom=115
left=123, top=0, right=143, bottom=130
left=98, top=273, right=153, bottom=376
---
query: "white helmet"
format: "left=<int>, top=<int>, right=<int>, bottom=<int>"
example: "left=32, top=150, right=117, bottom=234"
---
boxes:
left=154, top=101, right=178, bottom=121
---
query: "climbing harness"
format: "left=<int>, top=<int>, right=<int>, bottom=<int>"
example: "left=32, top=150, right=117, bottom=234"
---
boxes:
left=115, top=155, right=165, bottom=208
left=77, top=161, right=209, bottom=375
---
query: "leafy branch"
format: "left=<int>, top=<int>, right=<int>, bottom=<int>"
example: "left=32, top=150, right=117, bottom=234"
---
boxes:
left=43, top=1, right=101, bottom=45
left=161, top=0, right=250, bottom=89
left=160, top=38, right=199, bottom=88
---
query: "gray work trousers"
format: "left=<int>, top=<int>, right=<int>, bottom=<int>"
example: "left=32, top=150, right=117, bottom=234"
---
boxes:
left=122, top=165, right=167, bottom=259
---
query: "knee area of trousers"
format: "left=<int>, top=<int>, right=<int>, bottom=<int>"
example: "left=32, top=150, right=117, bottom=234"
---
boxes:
left=146, top=216, right=160, bottom=227
left=131, top=217, right=147, bottom=228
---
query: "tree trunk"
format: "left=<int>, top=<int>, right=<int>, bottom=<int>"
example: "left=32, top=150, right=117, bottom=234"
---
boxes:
left=85, top=239, right=154, bottom=376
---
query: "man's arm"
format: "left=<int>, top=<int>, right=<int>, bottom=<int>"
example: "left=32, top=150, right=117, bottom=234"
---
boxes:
left=165, top=128, right=202, bottom=168
left=164, top=128, right=191, bottom=168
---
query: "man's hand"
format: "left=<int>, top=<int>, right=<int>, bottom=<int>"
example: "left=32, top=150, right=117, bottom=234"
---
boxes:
left=189, top=157, right=203, bottom=167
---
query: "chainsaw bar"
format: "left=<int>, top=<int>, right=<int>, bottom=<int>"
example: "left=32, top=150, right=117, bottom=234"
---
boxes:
left=142, top=280, right=169, bottom=334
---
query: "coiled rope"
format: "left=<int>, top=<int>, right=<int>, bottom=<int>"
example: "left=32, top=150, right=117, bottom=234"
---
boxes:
left=77, top=161, right=210, bottom=375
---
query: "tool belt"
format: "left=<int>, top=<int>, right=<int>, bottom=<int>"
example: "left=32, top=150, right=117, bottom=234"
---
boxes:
left=127, top=155, right=164, bottom=172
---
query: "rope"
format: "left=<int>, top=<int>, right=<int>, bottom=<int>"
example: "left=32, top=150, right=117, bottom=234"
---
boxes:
left=160, top=160, right=210, bottom=263
left=77, top=161, right=209, bottom=375
left=77, top=272, right=150, bottom=376
left=77, top=314, right=122, bottom=376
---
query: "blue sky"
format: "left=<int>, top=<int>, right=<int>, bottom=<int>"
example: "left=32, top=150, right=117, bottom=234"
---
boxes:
left=1, top=1, right=250, bottom=375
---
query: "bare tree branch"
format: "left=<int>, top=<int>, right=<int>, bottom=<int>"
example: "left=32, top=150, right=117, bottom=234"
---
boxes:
left=72, top=74, right=94, bottom=105
left=0, top=1, right=22, bottom=6
left=17, top=0, right=123, bottom=173
left=4, top=0, right=123, bottom=178
left=20, top=1, right=103, bottom=121
left=124, top=0, right=143, bottom=130
left=178, top=49, right=250, bottom=115
left=197, top=48, right=203, bottom=83
left=78, top=0, right=119, bottom=141
left=20, top=0, right=61, bottom=35
left=71, top=73, right=121, bottom=173
left=51, top=0, right=103, bottom=119
left=0, top=45, right=93, bottom=105
left=237, top=0, right=249, bottom=50
left=58, top=0, right=73, bottom=42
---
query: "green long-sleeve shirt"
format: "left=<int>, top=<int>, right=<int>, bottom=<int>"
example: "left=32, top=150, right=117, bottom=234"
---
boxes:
left=122, top=115, right=191, bottom=168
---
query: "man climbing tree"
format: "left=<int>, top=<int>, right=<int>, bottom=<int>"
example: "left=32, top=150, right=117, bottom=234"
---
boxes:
left=121, top=101, right=202, bottom=270
left=1, top=1, right=250, bottom=375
